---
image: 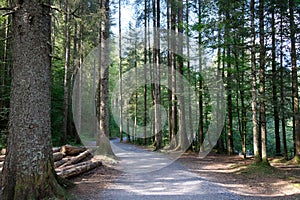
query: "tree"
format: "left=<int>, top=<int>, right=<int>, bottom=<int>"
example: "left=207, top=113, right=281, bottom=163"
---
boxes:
left=270, top=0, right=281, bottom=156
left=177, top=0, right=188, bottom=151
left=153, top=0, right=162, bottom=150
left=0, top=0, right=67, bottom=198
left=259, top=0, right=268, bottom=163
left=198, top=0, right=204, bottom=153
left=224, top=0, right=233, bottom=156
left=96, top=0, right=114, bottom=156
left=250, top=0, right=260, bottom=162
left=289, top=0, right=300, bottom=161
left=170, top=0, right=178, bottom=148
left=61, top=0, right=72, bottom=144
left=119, top=0, right=123, bottom=142
left=279, top=1, right=288, bottom=159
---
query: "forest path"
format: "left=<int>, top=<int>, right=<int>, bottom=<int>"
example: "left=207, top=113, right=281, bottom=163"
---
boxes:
left=101, top=139, right=242, bottom=200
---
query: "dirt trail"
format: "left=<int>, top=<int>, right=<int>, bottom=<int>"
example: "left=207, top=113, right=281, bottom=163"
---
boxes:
left=100, top=140, right=241, bottom=200
left=69, top=140, right=300, bottom=199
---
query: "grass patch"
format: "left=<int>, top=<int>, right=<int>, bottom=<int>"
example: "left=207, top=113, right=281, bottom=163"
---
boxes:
left=238, top=161, right=278, bottom=177
left=293, top=183, right=300, bottom=188
left=230, top=163, right=246, bottom=169
left=271, top=157, right=288, bottom=164
left=288, top=156, right=300, bottom=165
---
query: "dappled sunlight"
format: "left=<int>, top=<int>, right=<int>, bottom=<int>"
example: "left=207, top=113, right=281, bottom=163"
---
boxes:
left=110, top=140, right=176, bottom=174
left=101, top=141, right=240, bottom=199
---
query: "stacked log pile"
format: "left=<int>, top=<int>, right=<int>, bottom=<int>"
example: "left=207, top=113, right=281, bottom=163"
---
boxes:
left=0, top=145, right=102, bottom=179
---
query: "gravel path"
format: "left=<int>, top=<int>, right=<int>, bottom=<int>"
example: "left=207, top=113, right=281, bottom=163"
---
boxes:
left=101, top=140, right=242, bottom=200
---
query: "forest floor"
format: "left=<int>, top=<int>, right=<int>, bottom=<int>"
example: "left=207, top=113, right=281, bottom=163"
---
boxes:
left=179, top=152, right=300, bottom=199
left=68, top=141, right=300, bottom=199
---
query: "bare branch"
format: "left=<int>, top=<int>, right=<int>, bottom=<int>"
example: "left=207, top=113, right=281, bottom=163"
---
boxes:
left=43, top=3, right=80, bottom=18
left=0, top=7, right=13, bottom=11
left=2, top=11, right=14, bottom=17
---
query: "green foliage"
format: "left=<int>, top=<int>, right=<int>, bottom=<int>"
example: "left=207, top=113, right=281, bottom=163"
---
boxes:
left=51, top=59, right=65, bottom=146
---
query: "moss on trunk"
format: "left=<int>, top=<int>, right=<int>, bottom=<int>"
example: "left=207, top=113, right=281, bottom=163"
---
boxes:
left=2, top=161, right=68, bottom=200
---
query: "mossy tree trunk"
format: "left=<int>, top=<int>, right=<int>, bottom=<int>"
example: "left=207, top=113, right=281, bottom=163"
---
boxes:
left=0, top=0, right=67, bottom=199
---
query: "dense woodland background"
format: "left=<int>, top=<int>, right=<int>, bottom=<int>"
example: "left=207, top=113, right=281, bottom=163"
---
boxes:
left=0, top=0, right=299, bottom=163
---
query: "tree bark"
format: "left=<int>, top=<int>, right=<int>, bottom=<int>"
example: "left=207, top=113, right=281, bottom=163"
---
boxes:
left=280, top=7, right=287, bottom=160
left=153, top=0, right=162, bottom=150
left=96, top=0, right=115, bottom=157
left=271, top=2, right=281, bottom=156
left=1, top=0, right=67, bottom=199
left=289, top=0, right=300, bottom=161
left=118, top=0, right=123, bottom=142
left=225, top=1, right=233, bottom=156
left=259, top=0, right=268, bottom=163
left=251, top=0, right=260, bottom=162
left=198, top=0, right=204, bottom=153
left=170, top=0, right=178, bottom=148
left=177, top=0, right=188, bottom=151
left=143, top=0, right=148, bottom=145
left=61, top=0, right=72, bottom=144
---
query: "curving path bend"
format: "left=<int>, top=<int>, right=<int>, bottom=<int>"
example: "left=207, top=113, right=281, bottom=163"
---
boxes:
left=101, top=139, right=242, bottom=200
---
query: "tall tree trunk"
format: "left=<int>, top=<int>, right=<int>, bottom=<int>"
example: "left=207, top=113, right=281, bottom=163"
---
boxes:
left=240, top=1, right=247, bottom=159
left=71, top=19, right=82, bottom=144
left=133, top=36, right=138, bottom=143
left=143, top=0, right=148, bottom=145
left=233, top=38, right=246, bottom=158
left=170, top=0, right=178, bottom=148
left=167, top=0, right=172, bottom=145
left=216, top=9, right=225, bottom=153
left=271, top=2, right=281, bottom=156
left=186, top=0, right=193, bottom=151
left=198, top=0, right=204, bottom=153
left=177, top=0, right=188, bottom=151
left=1, top=0, right=67, bottom=198
left=61, top=0, right=71, bottom=144
left=119, top=0, right=123, bottom=142
left=251, top=0, right=260, bottom=162
left=289, top=0, right=300, bottom=161
left=73, top=22, right=83, bottom=146
left=259, top=0, right=268, bottom=163
left=153, top=0, right=162, bottom=150
left=280, top=8, right=287, bottom=160
left=225, top=1, right=233, bottom=156
left=96, top=0, right=114, bottom=157
left=2, top=2, right=11, bottom=87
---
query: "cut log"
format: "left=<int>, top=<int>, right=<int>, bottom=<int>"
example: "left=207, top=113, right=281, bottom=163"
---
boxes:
left=58, top=150, right=92, bottom=169
left=1, top=148, right=6, bottom=155
left=57, top=160, right=102, bottom=178
left=0, top=155, right=5, bottom=162
left=60, top=145, right=86, bottom=156
left=56, top=160, right=92, bottom=172
left=54, top=157, right=69, bottom=168
left=54, top=158, right=69, bottom=168
left=52, top=147, right=61, bottom=153
left=53, top=152, right=64, bottom=162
